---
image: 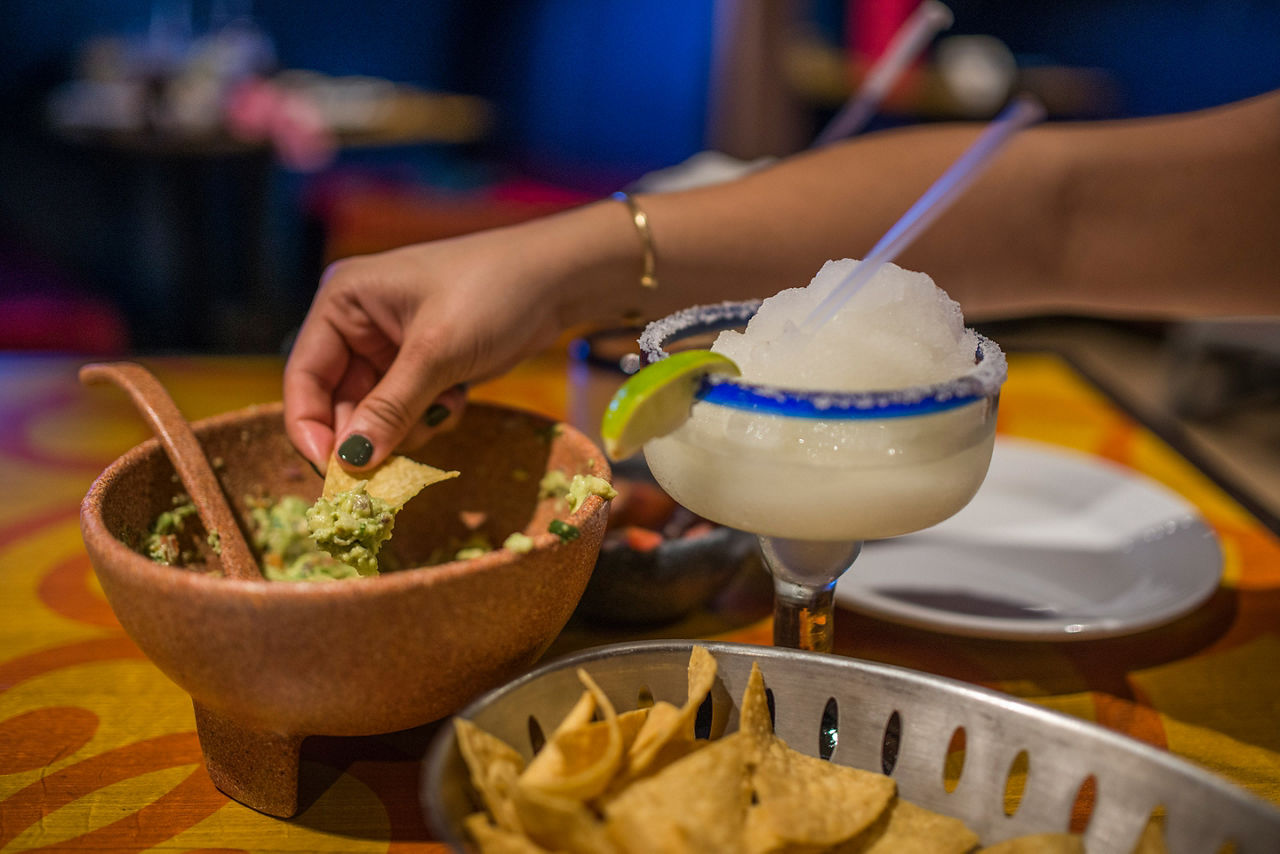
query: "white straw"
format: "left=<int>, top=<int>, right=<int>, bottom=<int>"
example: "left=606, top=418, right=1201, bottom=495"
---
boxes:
left=801, top=95, right=1046, bottom=334
left=812, top=1, right=954, bottom=147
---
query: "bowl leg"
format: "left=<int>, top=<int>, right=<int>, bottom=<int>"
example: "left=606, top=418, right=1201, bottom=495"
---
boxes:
left=193, top=701, right=305, bottom=818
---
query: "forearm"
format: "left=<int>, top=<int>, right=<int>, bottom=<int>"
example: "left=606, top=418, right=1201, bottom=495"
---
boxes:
left=554, top=90, right=1279, bottom=327
left=636, top=122, right=1063, bottom=318
left=642, top=93, right=1280, bottom=320
left=1048, top=91, right=1280, bottom=318
left=547, top=122, right=1054, bottom=327
left=550, top=125, right=1039, bottom=325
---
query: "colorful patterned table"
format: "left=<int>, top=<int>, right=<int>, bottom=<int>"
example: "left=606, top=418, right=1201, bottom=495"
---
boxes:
left=1, top=351, right=1277, bottom=852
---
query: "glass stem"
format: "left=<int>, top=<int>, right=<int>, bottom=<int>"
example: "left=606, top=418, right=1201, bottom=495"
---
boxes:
left=773, top=577, right=838, bottom=652
left=758, top=537, right=862, bottom=653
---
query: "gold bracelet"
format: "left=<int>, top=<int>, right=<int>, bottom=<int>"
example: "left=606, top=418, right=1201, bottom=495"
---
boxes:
left=612, top=191, right=658, bottom=291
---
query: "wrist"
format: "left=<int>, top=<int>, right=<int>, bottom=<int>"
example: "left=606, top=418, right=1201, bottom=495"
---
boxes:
left=540, top=197, right=664, bottom=330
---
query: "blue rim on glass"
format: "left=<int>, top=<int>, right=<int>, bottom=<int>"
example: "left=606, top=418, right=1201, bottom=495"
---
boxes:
left=637, top=300, right=1007, bottom=420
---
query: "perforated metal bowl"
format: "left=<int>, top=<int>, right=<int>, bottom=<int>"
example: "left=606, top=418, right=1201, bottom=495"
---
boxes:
left=422, top=640, right=1280, bottom=853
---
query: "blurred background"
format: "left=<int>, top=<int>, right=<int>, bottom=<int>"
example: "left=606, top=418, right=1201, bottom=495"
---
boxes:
left=0, top=0, right=1278, bottom=356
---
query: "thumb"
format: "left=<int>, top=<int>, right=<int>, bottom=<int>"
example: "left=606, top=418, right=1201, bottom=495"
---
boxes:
left=333, top=355, right=456, bottom=472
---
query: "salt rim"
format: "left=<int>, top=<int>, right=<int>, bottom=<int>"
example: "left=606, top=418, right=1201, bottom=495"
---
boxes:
left=638, top=300, right=1008, bottom=418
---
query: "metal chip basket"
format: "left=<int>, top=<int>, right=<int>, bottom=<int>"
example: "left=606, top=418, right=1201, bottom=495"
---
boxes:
left=422, top=640, right=1280, bottom=853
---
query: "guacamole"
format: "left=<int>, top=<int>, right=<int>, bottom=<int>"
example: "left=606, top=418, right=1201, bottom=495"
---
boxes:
left=502, top=532, right=535, bottom=553
left=248, top=494, right=362, bottom=582
left=142, top=498, right=199, bottom=565
left=566, top=474, right=617, bottom=513
left=538, top=469, right=573, bottom=501
left=263, top=552, right=361, bottom=582
left=136, top=465, right=615, bottom=582
left=539, top=470, right=617, bottom=511
left=304, top=484, right=396, bottom=577
left=138, top=489, right=402, bottom=581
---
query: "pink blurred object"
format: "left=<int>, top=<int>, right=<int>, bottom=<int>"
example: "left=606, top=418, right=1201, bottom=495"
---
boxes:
left=1, top=295, right=129, bottom=353
left=847, top=0, right=918, bottom=64
left=224, top=77, right=277, bottom=139
left=0, top=246, right=129, bottom=354
left=226, top=78, right=335, bottom=171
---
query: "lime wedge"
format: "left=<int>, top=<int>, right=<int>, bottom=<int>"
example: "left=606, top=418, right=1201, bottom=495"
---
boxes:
left=600, top=349, right=740, bottom=460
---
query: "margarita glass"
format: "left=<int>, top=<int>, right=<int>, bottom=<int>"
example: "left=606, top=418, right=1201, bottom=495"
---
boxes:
left=639, top=300, right=1007, bottom=651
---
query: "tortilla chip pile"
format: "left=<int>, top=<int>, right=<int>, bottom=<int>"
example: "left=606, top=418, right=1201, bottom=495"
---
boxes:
left=455, top=648, right=1161, bottom=853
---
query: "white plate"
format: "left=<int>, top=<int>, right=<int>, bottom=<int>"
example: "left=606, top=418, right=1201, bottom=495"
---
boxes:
left=834, top=437, right=1223, bottom=640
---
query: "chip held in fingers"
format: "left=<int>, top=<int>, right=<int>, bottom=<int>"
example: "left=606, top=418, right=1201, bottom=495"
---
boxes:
left=309, top=453, right=461, bottom=576
left=323, top=452, right=459, bottom=506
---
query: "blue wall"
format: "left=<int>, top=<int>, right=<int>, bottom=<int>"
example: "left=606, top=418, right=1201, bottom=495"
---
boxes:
left=462, top=1, right=715, bottom=184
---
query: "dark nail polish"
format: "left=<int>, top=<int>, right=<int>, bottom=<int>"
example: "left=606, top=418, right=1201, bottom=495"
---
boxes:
left=338, top=434, right=373, bottom=466
left=424, top=403, right=451, bottom=427
left=305, top=458, right=324, bottom=478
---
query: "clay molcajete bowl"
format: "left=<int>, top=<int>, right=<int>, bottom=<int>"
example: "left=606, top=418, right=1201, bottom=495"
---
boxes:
left=80, top=398, right=611, bottom=818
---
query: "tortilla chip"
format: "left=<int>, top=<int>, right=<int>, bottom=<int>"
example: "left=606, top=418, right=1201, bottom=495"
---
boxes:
left=464, top=812, right=558, bottom=854
left=622, top=645, right=718, bottom=780
left=534, top=688, right=595, bottom=751
left=455, top=719, right=526, bottom=834
left=834, top=798, right=980, bottom=853
left=521, top=719, right=618, bottom=800
left=1131, top=816, right=1168, bottom=854
left=519, top=669, right=623, bottom=801
left=512, top=783, right=619, bottom=854
left=686, top=645, right=717, bottom=697
left=614, top=708, right=651, bottom=753
left=622, top=703, right=681, bottom=772
left=604, top=731, right=754, bottom=853
left=555, top=689, right=600, bottom=737
left=738, top=661, right=774, bottom=747
left=747, top=736, right=896, bottom=852
left=978, top=833, right=1086, bottom=853
left=323, top=452, right=458, bottom=507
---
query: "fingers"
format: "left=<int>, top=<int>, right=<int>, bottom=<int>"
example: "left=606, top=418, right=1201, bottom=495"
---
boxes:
left=395, top=383, right=469, bottom=454
left=331, top=355, right=382, bottom=439
left=283, top=313, right=354, bottom=471
left=332, top=344, right=470, bottom=471
left=284, top=237, right=559, bottom=474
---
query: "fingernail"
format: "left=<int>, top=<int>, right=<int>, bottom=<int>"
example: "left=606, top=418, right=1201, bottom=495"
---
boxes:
left=305, top=458, right=324, bottom=478
left=424, top=403, right=451, bottom=427
left=338, top=434, right=373, bottom=466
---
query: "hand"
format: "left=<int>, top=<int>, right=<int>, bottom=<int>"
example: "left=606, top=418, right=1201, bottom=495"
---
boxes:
left=284, top=222, right=578, bottom=474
